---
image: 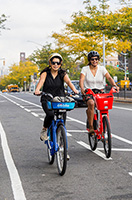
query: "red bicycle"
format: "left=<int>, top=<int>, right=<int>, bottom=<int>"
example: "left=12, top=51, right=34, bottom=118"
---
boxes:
left=85, top=87, right=117, bottom=158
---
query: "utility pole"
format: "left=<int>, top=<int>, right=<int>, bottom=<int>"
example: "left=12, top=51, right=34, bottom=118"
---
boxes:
left=0, top=58, right=5, bottom=76
left=103, top=34, right=105, bottom=68
left=120, top=52, right=128, bottom=98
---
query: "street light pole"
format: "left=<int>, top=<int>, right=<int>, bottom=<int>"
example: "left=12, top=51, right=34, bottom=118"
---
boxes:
left=124, top=54, right=127, bottom=80
left=120, top=52, right=128, bottom=98
left=0, top=58, right=5, bottom=76
left=103, top=34, right=105, bottom=68
left=103, top=34, right=106, bottom=88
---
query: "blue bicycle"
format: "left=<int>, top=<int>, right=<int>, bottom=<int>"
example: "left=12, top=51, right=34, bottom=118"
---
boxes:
left=38, top=93, right=75, bottom=176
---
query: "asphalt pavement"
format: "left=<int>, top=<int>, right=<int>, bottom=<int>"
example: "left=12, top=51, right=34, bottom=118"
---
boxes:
left=0, top=92, right=132, bottom=200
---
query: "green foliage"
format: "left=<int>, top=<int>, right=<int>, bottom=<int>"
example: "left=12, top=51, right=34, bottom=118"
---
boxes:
left=0, top=14, right=8, bottom=33
left=29, top=43, right=53, bottom=71
left=129, top=73, right=132, bottom=81
left=106, top=65, right=125, bottom=84
left=29, top=43, right=78, bottom=77
left=52, top=0, right=132, bottom=63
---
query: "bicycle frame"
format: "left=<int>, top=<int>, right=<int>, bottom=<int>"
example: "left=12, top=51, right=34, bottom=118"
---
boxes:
left=46, top=116, right=68, bottom=156
left=86, top=87, right=116, bottom=129
left=85, top=87, right=117, bottom=157
left=94, top=111, right=109, bottom=140
left=34, top=92, right=75, bottom=175
left=45, top=100, right=75, bottom=175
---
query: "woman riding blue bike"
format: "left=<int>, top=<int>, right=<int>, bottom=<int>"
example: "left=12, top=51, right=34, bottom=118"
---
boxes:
left=35, top=53, right=78, bottom=142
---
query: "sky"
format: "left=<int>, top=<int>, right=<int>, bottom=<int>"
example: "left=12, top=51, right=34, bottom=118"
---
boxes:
left=0, top=0, right=121, bottom=72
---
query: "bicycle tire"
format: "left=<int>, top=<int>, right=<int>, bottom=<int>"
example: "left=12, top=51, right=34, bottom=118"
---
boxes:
left=103, top=116, right=111, bottom=158
left=88, top=132, right=97, bottom=151
left=47, top=127, right=55, bottom=165
left=56, top=124, right=67, bottom=176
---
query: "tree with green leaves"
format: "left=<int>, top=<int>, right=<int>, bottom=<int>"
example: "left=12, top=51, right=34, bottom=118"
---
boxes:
left=0, top=14, right=8, bottom=33
left=52, top=0, right=132, bottom=64
left=29, top=43, right=78, bottom=79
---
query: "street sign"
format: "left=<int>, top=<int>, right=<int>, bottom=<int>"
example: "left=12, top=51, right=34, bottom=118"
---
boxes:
left=24, top=76, right=26, bottom=83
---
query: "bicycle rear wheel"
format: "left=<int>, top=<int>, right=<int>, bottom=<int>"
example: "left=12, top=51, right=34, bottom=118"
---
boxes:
left=47, top=128, right=55, bottom=165
left=103, top=116, right=111, bottom=158
left=56, top=124, right=67, bottom=176
left=88, top=132, right=97, bottom=151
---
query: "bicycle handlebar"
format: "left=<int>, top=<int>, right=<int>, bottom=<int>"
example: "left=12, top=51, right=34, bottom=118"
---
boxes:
left=34, top=92, right=53, bottom=99
left=85, top=87, right=117, bottom=96
left=34, top=92, right=75, bottom=104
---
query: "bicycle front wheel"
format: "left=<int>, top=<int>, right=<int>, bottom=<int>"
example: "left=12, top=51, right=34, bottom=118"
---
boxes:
left=56, top=124, right=67, bottom=176
left=88, top=132, right=97, bottom=151
left=103, top=116, right=111, bottom=158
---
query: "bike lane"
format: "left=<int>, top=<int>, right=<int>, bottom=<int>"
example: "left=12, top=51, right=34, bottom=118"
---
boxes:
left=0, top=93, right=132, bottom=200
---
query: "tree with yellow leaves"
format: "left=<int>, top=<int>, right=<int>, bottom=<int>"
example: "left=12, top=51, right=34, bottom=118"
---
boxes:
left=52, top=0, right=132, bottom=65
left=0, top=60, right=38, bottom=89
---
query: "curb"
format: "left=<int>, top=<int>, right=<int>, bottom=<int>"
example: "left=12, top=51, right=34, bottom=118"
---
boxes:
left=114, top=98, right=132, bottom=103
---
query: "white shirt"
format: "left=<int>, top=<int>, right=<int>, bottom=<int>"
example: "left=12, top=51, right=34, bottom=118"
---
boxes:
left=81, top=65, right=108, bottom=89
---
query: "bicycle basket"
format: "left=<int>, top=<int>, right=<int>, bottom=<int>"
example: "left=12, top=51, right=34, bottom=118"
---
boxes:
left=95, top=94, right=113, bottom=110
left=47, top=101, right=75, bottom=110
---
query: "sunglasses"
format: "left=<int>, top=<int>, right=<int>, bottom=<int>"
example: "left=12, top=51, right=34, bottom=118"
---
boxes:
left=51, top=61, right=61, bottom=65
left=91, top=58, right=98, bottom=61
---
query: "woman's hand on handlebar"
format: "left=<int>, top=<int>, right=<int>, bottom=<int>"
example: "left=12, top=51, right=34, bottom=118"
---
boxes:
left=34, top=89, right=41, bottom=96
left=81, top=88, right=85, bottom=95
left=115, top=86, right=120, bottom=93
left=74, top=89, right=79, bottom=94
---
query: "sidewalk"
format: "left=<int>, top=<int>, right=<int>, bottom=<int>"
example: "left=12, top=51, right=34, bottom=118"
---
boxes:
left=114, top=97, right=132, bottom=103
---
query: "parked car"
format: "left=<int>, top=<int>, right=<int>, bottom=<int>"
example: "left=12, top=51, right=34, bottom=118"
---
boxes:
left=65, top=80, right=86, bottom=107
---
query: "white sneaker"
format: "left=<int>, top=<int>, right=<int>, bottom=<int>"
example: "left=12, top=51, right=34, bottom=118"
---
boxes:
left=67, top=154, right=70, bottom=161
left=40, top=128, right=48, bottom=141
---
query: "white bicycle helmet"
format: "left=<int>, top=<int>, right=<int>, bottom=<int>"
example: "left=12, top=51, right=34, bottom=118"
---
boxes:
left=48, top=53, right=63, bottom=62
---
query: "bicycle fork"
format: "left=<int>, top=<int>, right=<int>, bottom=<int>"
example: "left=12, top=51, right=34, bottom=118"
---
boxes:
left=47, top=120, right=68, bottom=155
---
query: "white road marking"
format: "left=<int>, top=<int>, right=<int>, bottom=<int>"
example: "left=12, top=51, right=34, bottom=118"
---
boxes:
left=37, top=113, right=45, bottom=116
left=77, top=141, right=112, bottom=160
left=67, top=130, right=132, bottom=146
left=4, top=93, right=41, bottom=108
left=31, top=112, right=38, bottom=117
left=67, top=116, right=85, bottom=125
left=0, top=100, right=7, bottom=102
left=0, top=122, right=26, bottom=200
left=1, top=94, right=132, bottom=156
left=129, top=172, right=132, bottom=176
left=67, top=132, right=72, bottom=137
left=97, top=148, right=132, bottom=151
left=24, top=108, right=31, bottom=112
left=113, top=106, right=132, bottom=112
left=67, top=130, right=87, bottom=132
left=112, top=133, right=132, bottom=145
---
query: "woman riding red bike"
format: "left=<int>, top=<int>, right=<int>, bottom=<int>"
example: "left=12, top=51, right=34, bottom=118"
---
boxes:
left=79, top=51, right=119, bottom=135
